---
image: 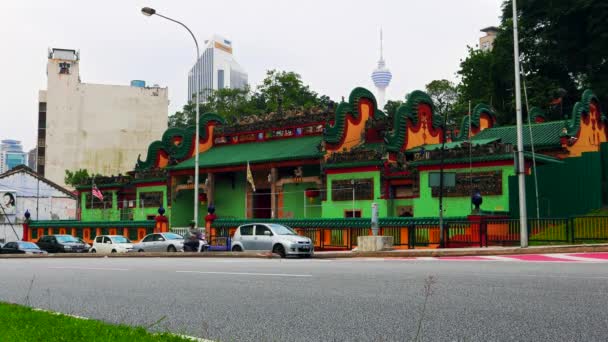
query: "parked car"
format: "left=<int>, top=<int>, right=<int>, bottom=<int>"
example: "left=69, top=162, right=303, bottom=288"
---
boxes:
left=77, top=237, right=92, bottom=251
left=0, top=241, right=47, bottom=255
left=36, top=235, right=89, bottom=253
left=231, top=223, right=313, bottom=258
left=90, top=235, right=134, bottom=254
left=133, top=232, right=184, bottom=252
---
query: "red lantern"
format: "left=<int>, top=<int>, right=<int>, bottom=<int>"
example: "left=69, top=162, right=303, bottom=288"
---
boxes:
left=305, top=188, right=320, bottom=203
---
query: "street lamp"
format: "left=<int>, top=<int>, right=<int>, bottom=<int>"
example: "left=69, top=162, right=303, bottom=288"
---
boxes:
left=141, top=7, right=202, bottom=229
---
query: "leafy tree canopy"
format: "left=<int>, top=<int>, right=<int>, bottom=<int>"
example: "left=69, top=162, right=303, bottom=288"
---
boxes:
left=169, top=70, right=332, bottom=128
left=64, top=169, right=99, bottom=187
left=455, top=0, right=608, bottom=124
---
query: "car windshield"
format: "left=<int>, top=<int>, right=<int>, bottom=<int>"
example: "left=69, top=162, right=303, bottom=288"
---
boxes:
left=56, top=236, right=79, bottom=243
left=164, top=233, right=183, bottom=240
left=112, top=236, right=131, bottom=243
left=268, top=224, right=297, bottom=235
left=19, top=242, right=39, bottom=249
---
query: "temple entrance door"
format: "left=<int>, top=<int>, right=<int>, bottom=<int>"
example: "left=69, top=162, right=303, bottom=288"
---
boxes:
left=253, top=189, right=271, bottom=219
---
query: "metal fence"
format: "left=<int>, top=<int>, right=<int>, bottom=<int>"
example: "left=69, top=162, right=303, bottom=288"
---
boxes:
left=203, top=216, right=608, bottom=251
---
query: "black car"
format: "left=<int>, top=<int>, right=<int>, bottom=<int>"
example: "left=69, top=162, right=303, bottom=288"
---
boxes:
left=36, top=235, right=89, bottom=253
left=0, top=241, right=47, bottom=254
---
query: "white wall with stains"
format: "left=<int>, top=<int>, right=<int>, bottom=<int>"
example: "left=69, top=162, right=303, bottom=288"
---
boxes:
left=40, top=49, right=168, bottom=188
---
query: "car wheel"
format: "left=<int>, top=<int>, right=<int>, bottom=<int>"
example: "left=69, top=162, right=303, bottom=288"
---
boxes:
left=231, top=245, right=242, bottom=252
left=111, top=249, right=117, bottom=253
left=167, top=245, right=177, bottom=252
left=90, top=249, right=96, bottom=253
left=138, top=249, right=144, bottom=252
left=273, top=244, right=286, bottom=258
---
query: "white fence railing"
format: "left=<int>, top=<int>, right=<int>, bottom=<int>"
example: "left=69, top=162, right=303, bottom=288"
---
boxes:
left=171, top=227, right=204, bottom=237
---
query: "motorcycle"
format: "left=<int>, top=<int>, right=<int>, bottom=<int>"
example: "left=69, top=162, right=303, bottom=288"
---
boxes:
left=183, top=236, right=210, bottom=252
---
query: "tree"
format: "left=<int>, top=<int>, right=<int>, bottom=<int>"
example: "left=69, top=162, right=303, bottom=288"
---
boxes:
left=64, top=169, right=90, bottom=187
left=455, top=0, right=608, bottom=124
left=206, top=86, right=258, bottom=124
left=383, top=100, right=404, bottom=118
left=256, top=70, right=329, bottom=115
left=168, top=70, right=332, bottom=127
left=425, top=80, right=458, bottom=123
left=168, top=102, right=213, bottom=128
left=456, top=47, right=498, bottom=117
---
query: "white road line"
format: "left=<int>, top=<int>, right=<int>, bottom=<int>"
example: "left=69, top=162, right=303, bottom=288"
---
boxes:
left=481, top=255, right=521, bottom=261
left=415, top=257, right=438, bottom=261
left=547, top=253, right=608, bottom=262
left=176, top=270, right=312, bottom=277
left=49, top=267, right=129, bottom=271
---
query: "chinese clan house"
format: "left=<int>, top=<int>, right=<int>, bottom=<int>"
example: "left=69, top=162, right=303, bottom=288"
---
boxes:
left=24, top=87, right=608, bottom=247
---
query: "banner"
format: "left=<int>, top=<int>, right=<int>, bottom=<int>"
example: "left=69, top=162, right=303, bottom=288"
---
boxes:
left=246, top=161, right=256, bottom=192
left=0, top=192, right=16, bottom=215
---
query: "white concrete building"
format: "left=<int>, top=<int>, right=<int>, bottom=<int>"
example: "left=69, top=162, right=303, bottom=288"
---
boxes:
left=0, top=165, right=77, bottom=242
left=37, top=48, right=169, bottom=188
left=188, top=35, right=248, bottom=102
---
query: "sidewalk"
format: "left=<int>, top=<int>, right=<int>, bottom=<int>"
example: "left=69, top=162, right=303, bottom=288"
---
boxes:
left=2, top=243, right=608, bottom=259
left=313, top=243, right=608, bottom=258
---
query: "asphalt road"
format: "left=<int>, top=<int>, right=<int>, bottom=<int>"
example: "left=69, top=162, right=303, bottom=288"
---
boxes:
left=0, top=257, right=607, bottom=342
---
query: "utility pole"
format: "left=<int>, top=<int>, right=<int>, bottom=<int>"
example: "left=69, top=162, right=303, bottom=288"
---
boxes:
left=512, top=0, right=528, bottom=247
left=438, top=110, right=448, bottom=248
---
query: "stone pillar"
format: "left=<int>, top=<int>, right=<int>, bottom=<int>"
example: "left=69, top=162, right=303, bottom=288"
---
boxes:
left=270, top=167, right=278, bottom=218
left=207, top=172, right=215, bottom=205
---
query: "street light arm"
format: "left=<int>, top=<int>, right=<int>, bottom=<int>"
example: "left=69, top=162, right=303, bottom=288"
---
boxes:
left=154, top=12, right=200, bottom=58
left=143, top=8, right=202, bottom=228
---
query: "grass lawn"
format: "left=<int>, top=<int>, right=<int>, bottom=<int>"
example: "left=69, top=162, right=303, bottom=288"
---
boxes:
left=0, top=302, right=194, bottom=342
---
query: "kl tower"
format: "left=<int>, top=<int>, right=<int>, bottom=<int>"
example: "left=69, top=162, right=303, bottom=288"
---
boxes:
left=371, top=29, right=392, bottom=109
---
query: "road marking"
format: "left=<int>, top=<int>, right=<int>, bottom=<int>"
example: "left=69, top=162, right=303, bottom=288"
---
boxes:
left=480, top=255, right=521, bottom=261
left=176, top=270, right=312, bottom=277
left=49, top=267, right=129, bottom=271
left=548, top=253, right=606, bottom=262
left=461, top=272, right=608, bottom=280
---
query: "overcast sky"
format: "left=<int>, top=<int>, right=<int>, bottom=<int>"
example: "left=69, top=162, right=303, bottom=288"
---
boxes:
left=1, top=0, right=503, bottom=151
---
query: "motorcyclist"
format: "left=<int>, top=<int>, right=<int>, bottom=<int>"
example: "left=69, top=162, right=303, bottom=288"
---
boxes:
left=184, top=221, right=208, bottom=252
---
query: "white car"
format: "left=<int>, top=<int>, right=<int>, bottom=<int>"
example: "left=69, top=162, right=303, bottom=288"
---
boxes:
left=90, top=235, right=134, bottom=254
left=231, top=223, right=313, bottom=258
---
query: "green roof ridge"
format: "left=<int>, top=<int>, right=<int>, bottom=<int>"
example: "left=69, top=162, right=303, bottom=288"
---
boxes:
left=452, top=103, right=495, bottom=141
left=170, top=135, right=323, bottom=170
left=136, top=113, right=226, bottom=171
left=385, top=90, right=443, bottom=152
left=323, top=87, right=385, bottom=145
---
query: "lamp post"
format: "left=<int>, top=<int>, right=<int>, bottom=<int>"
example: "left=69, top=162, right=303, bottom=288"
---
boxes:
left=141, top=7, right=201, bottom=229
left=511, top=0, right=528, bottom=247
left=438, top=110, right=447, bottom=248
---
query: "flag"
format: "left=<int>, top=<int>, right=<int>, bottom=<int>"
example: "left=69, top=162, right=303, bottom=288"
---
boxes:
left=92, top=185, right=104, bottom=201
left=246, top=161, right=256, bottom=192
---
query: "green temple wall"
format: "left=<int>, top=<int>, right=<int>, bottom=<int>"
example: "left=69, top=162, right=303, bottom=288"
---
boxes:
left=510, top=145, right=607, bottom=217
left=414, top=165, right=514, bottom=218
left=322, top=171, right=387, bottom=218
left=214, top=172, right=247, bottom=219
left=170, top=189, right=197, bottom=227
left=80, top=190, right=120, bottom=221
left=134, top=185, right=170, bottom=221
left=281, top=182, right=322, bottom=218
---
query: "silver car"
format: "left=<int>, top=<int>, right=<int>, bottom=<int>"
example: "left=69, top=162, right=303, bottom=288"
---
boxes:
left=231, top=223, right=313, bottom=258
left=133, top=232, right=184, bottom=252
